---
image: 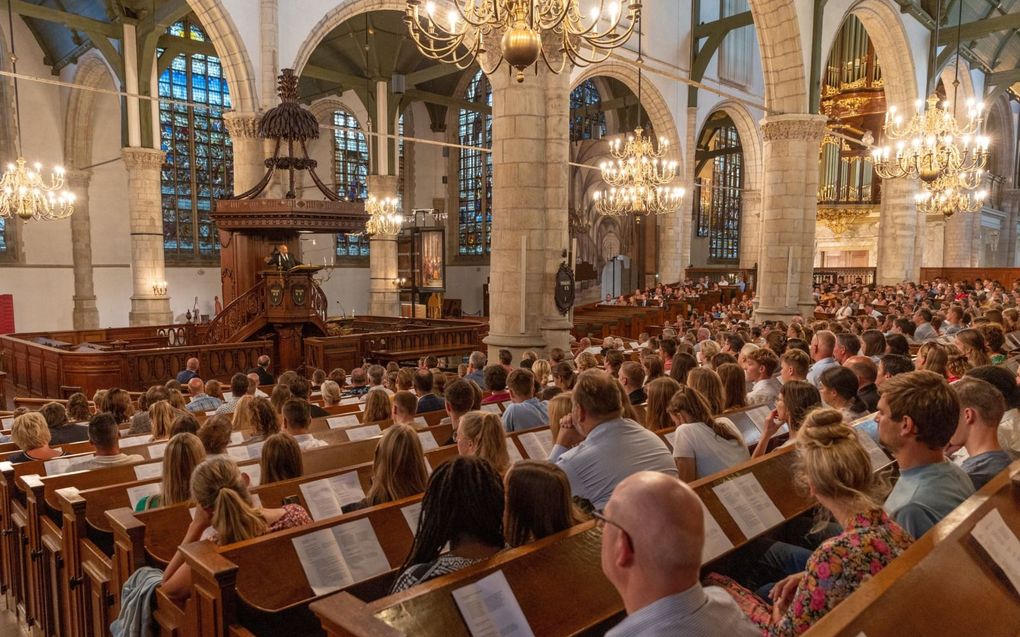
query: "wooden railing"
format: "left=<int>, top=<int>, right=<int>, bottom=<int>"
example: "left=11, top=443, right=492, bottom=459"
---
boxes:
left=203, top=280, right=267, bottom=344
left=920, top=268, right=1020, bottom=288
left=813, top=267, right=877, bottom=287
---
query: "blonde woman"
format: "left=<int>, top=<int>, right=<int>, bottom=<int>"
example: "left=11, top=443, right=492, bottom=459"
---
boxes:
left=531, top=359, right=552, bottom=388
left=362, top=389, right=392, bottom=423
left=457, top=411, right=512, bottom=476
left=8, top=412, right=64, bottom=463
left=667, top=386, right=748, bottom=481
left=260, top=432, right=303, bottom=484
left=575, top=351, right=599, bottom=371
left=231, top=395, right=255, bottom=433
left=685, top=368, right=727, bottom=416
left=161, top=458, right=311, bottom=601
left=135, top=433, right=205, bottom=511
left=148, top=400, right=176, bottom=442
left=644, top=376, right=681, bottom=431
left=344, top=423, right=429, bottom=513
left=546, top=392, right=573, bottom=441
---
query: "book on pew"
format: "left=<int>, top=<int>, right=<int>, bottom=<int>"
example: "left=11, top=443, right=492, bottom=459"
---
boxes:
left=702, top=502, right=734, bottom=562
left=45, top=454, right=93, bottom=475
left=970, top=508, right=1020, bottom=596
left=712, top=473, right=784, bottom=538
left=1, top=417, right=12, bottom=428
left=328, top=414, right=361, bottom=429
left=451, top=569, right=536, bottom=637
left=414, top=416, right=429, bottom=427
left=299, top=471, right=366, bottom=520
left=120, top=434, right=150, bottom=448
left=149, top=442, right=168, bottom=460
left=292, top=518, right=390, bottom=595
left=134, top=462, right=162, bottom=480
left=481, top=403, right=502, bottom=414
left=854, top=427, right=891, bottom=470
left=227, top=445, right=253, bottom=461
left=230, top=431, right=245, bottom=445
left=126, top=482, right=161, bottom=509
left=418, top=431, right=439, bottom=451
left=518, top=430, right=554, bottom=460
left=506, top=440, right=524, bottom=464
left=240, top=464, right=261, bottom=488
left=348, top=424, right=383, bottom=441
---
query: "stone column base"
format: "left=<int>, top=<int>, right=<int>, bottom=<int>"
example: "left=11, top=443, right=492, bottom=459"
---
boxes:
left=129, top=296, right=172, bottom=326
left=483, top=333, right=550, bottom=366
left=753, top=302, right=814, bottom=324
left=72, top=295, right=100, bottom=330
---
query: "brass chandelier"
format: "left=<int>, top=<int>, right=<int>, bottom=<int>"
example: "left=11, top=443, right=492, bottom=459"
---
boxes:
left=592, top=16, right=684, bottom=217
left=870, top=0, right=989, bottom=190
left=0, top=3, right=74, bottom=222
left=404, top=0, right=640, bottom=83
left=914, top=172, right=988, bottom=218
left=364, top=195, right=403, bottom=236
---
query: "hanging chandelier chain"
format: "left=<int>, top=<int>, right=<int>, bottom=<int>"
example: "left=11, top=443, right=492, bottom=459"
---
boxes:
left=7, top=0, right=21, bottom=157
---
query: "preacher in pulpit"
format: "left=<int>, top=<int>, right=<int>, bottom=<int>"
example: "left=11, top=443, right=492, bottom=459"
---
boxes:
left=265, top=244, right=301, bottom=271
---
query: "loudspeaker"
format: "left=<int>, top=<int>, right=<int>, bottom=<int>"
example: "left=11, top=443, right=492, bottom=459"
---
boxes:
left=391, top=74, right=406, bottom=95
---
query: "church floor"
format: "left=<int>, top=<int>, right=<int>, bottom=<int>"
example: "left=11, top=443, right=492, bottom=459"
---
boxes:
left=0, top=599, right=27, bottom=637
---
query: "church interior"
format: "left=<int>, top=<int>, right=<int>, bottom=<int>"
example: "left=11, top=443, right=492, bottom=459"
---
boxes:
left=0, top=0, right=1019, bottom=635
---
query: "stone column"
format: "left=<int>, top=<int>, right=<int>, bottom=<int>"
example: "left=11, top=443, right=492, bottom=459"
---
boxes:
left=739, top=189, right=762, bottom=270
left=223, top=111, right=264, bottom=195
left=1002, top=189, right=1020, bottom=266
left=678, top=105, right=697, bottom=276
left=943, top=208, right=981, bottom=267
left=122, top=147, right=173, bottom=325
left=752, top=114, right=827, bottom=323
left=875, top=177, right=920, bottom=284
left=65, top=170, right=99, bottom=329
left=367, top=174, right=401, bottom=317
left=484, top=67, right=571, bottom=362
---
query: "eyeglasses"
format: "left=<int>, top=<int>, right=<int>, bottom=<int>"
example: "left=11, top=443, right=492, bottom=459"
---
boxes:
left=592, top=510, right=628, bottom=535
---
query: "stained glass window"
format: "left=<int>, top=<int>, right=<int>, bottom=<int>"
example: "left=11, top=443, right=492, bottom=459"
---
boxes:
left=159, top=17, right=232, bottom=263
left=0, top=219, right=7, bottom=255
left=458, top=71, right=492, bottom=256
left=333, top=109, right=370, bottom=258
left=569, top=79, right=606, bottom=141
left=694, top=116, right=742, bottom=263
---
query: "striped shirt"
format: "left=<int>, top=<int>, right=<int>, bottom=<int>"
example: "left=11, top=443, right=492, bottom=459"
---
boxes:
left=606, top=584, right=759, bottom=637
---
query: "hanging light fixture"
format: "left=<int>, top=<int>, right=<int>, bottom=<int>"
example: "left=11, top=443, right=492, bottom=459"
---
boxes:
left=404, top=0, right=640, bottom=83
left=871, top=0, right=989, bottom=188
left=364, top=195, right=403, bottom=236
left=592, top=14, right=684, bottom=217
left=0, top=2, right=74, bottom=221
left=914, top=172, right=988, bottom=218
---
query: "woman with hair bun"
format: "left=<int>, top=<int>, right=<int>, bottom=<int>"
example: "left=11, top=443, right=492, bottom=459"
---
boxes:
left=457, top=411, right=512, bottom=476
left=160, top=458, right=311, bottom=601
left=710, top=408, right=913, bottom=635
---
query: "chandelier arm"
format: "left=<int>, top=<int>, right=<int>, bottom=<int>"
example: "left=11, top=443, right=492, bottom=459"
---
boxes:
left=534, top=0, right=572, bottom=32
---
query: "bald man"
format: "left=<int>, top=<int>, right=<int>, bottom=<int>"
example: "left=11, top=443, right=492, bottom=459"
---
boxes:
left=601, top=472, right=758, bottom=637
left=176, top=357, right=200, bottom=385
left=184, top=377, right=223, bottom=413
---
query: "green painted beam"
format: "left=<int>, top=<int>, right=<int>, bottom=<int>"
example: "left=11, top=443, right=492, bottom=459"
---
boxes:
left=403, top=88, right=491, bottom=114
left=303, top=63, right=371, bottom=89
left=987, top=68, right=1020, bottom=87
left=83, top=30, right=124, bottom=81
left=692, top=11, right=753, bottom=39
left=0, top=0, right=120, bottom=38
left=405, top=62, right=464, bottom=86
left=936, top=13, right=1020, bottom=45
left=156, top=32, right=217, bottom=57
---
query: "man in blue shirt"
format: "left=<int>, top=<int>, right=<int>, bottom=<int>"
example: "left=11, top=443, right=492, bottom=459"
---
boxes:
left=950, top=377, right=1013, bottom=490
left=184, top=378, right=224, bottom=413
left=502, top=369, right=547, bottom=432
left=465, top=351, right=487, bottom=389
left=176, top=357, right=199, bottom=385
left=550, top=370, right=677, bottom=510
left=602, top=472, right=758, bottom=637
left=805, top=330, right=838, bottom=388
left=879, top=370, right=975, bottom=538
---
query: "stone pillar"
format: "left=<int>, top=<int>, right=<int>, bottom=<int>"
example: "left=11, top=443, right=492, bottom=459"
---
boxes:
left=678, top=105, right=697, bottom=276
left=484, top=67, right=571, bottom=362
left=875, top=177, right=920, bottom=284
left=65, top=170, right=99, bottom=329
left=223, top=111, right=264, bottom=195
left=122, top=147, right=173, bottom=326
left=367, top=174, right=400, bottom=317
left=943, top=208, right=981, bottom=267
left=739, top=189, right=762, bottom=270
left=752, top=114, right=827, bottom=323
left=259, top=0, right=279, bottom=112
left=1003, top=189, right=1020, bottom=266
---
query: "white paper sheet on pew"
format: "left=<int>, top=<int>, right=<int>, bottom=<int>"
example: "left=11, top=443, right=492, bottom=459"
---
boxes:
left=230, top=431, right=245, bottom=445
left=506, top=440, right=524, bottom=464
left=247, top=441, right=266, bottom=458
left=854, top=427, right=891, bottom=470
left=205, top=411, right=217, bottom=417
left=402, top=501, right=423, bottom=536
left=340, top=396, right=361, bottom=406
left=414, top=416, right=429, bottom=427
left=292, top=519, right=390, bottom=595
left=481, top=403, right=502, bottom=414
left=971, top=508, right=1020, bottom=595
left=299, top=472, right=366, bottom=521
left=134, top=462, right=162, bottom=480
left=148, top=442, right=168, bottom=460
left=126, top=482, right=161, bottom=509
left=347, top=424, right=383, bottom=441
left=712, top=473, right=784, bottom=538
left=1, top=417, right=13, bottom=428
left=227, top=445, right=251, bottom=461
left=745, top=406, right=771, bottom=432
left=239, top=464, right=261, bottom=488
left=45, top=455, right=92, bottom=475
left=328, top=414, right=362, bottom=429
left=418, top=431, right=439, bottom=451
left=701, top=502, right=734, bottom=562
left=518, top=430, right=554, bottom=459
left=452, top=570, right=536, bottom=637
left=119, top=435, right=150, bottom=448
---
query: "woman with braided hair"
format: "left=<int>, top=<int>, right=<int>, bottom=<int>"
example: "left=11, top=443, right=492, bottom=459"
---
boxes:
left=390, top=456, right=505, bottom=592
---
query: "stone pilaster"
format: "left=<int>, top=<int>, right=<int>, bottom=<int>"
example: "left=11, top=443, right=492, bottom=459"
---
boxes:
left=943, top=207, right=982, bottom=267
left=65, top=170, right=99, bottom=329
left=223, top=111, right=264, bottom=196
left=122, top=147, right=173, bottom=326
left=259, top=0, right=279, bottom=112
left=876, top=177, right=920, bottom=284
left=752, top=114, right=827, bottom=323
left=678, top=105, right=697, bottom=276
left=367, top=174, right=401, bottom=317
left=739, top=189, right=762, bottom=270
left=1002, top=189, right=1020, bottom=266
left=483, top=67, right=571, bottom=362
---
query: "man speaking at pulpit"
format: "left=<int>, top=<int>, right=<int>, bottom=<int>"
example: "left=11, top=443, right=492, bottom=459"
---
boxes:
left=265, top=243, right=301, bottom=271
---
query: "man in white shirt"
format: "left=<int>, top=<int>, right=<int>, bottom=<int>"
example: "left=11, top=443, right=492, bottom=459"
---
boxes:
left=832, top=333, right=860, bottom=365
left=68, top=413, right=144, bottom=472
left=282, top=399, right=326, bottom=449
left=602, top=472, right=759, bottom=637
left=743, top=348, right=781, bottom=405
left=806, top=330, right=838, bottom=388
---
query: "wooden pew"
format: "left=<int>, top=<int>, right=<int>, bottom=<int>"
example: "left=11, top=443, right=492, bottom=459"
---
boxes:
left=804, top=462, right=1020, bottom=637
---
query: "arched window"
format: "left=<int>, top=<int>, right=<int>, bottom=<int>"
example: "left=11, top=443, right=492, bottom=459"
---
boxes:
left=159, top=17, right=233, bottom=263
left=0, top=218, right=8, bottom=257
left=458, top=70, right=492, bottom=256
left=333, top=109, right=370, bottom=258
left=694, top=112, right=742, bottom=263
left=569, top=79, right=606, bottom=141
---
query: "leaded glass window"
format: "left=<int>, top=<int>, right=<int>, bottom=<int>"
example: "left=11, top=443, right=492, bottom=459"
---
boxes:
left=458, top=71, right=492, bottom=256
left=0, top=219, right=7, bottom=255
left=332, top=109, right=370, bottom=258
left=570, top=79, right=606, bottom=141
left=694, top=115, right=742, bottom=263
left=158, top=17, right=232, bottom=263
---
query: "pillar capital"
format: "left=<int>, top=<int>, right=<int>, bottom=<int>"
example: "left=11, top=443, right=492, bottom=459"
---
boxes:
left=121, top=147, right=165, bottom=171
left=223, top=110, right=262, bottom=140
left=759, top=114, right=828, bottom=143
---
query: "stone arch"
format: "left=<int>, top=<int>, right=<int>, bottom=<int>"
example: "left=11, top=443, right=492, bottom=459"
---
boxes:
left=64, top=51, right=119, bottom=169
left=572, top=62, right=681, bottom=160
left=747, top=0, right=807, bottom=114
left=936, top=55, right=977, bottom=116
left=849, top=0, right=920, bottom=110
left=291, top=0, right=406, bottom=73
left=186, top=0, right=259, bottom=113
left=709, top=100, right=763, bottom=192
left=985, top=94, right=1015, bottom=184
